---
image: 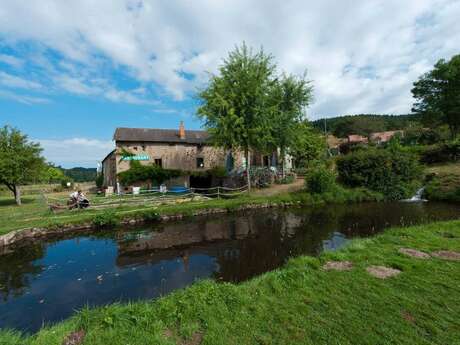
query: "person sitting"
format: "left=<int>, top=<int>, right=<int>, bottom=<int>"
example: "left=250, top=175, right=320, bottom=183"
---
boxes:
left=69, top=190, right=90, bottom=209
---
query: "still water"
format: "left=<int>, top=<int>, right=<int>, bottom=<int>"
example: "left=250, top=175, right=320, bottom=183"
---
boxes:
left=0, top=202, right=459, bottom=332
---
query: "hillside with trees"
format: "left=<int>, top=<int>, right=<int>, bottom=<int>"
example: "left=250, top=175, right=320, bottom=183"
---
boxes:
left=311, top=114, right=422, bottom=137
left=61, top=167, right=97, bottom=182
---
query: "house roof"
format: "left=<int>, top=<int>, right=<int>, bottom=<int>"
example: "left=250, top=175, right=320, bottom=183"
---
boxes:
left=113, top=127, right=210, bottom=144
left=370, top=130, right=404, bottom=142
left=101, top=149, right=116, bottom=164
left=347, top=134, right=368, bottom=143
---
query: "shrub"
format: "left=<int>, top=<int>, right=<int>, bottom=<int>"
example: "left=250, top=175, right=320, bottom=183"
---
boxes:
left=118, top=162, right=182, bottom=186
left=137, top=209, right=161, bottom=222
left=336, top=148, right=422, bottom=200
left=305, top=166, right=337, bottom=194
left=95, top=173, right=104, bottom=188
left=424, top=173, right=460, bottom=202
left=92, top=209, right=119, bottom=229
left=419, top=140, right=460, bottom=164
left=276, top=174, right=295, bottom=184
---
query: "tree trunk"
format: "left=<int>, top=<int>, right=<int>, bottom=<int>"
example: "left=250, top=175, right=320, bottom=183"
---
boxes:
left=280, top=147, right=285, bottom=179
left=14, top=185, right=21, bottom=205
left=246, top=149, right=251, bottom=192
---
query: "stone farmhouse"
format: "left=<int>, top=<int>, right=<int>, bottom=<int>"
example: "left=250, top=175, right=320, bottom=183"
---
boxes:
left=102, top=122, right=246, bottom=190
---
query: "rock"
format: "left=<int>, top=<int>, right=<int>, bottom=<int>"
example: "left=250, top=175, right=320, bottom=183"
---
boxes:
left=62, top=330, right=85, bottom=345
left=366, top=265, right=401, bottom=279
left=432, top=250, right=460, bottom=261
left=323, top=261, right=353, bottom=271
left=398, top=248, right=430, bottom=259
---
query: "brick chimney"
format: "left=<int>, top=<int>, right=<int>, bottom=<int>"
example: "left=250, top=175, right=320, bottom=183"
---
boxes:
left=179, top=121, right=186, bottom=139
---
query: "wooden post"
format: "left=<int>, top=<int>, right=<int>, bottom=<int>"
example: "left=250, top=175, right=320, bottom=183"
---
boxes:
left=246, top=149, right=251, bottom=192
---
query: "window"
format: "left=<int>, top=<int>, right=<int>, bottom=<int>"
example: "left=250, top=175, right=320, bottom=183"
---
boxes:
left=196, top=157, right=204, bottom=168
left=154, top=159, right=163, bottom=167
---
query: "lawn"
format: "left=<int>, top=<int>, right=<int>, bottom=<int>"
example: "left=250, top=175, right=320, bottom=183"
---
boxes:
left=2, top=219, right=460, bottom=344
left=425, top=162, right=460, bottom=202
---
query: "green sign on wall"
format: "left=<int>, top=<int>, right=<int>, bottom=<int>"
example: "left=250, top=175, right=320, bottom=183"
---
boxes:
left=121, top=154, right=150, bottom=161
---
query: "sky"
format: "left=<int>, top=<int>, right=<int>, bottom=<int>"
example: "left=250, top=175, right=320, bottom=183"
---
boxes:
left=0, top=0, right=459, bottom=168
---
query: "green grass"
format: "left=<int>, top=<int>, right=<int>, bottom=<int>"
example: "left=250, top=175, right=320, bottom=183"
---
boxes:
left=2, top=219, right=460, bottom=344
left=425, top=163, right=460, bottom=202
left=0, top=187, right=383, bottom=236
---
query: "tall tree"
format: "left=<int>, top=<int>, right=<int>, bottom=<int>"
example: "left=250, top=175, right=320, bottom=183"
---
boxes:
left=0, top=126, right=45, bottom=205
left=288, top=122, right=325, bottom=168
left=197, top=43, right=276, bottom=190
left=412, top=54, right=460, bottom=139
left=268, top=73, right=313, bottom=176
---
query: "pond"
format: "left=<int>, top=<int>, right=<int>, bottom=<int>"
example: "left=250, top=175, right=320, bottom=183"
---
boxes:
left=1, top=201, right=459, bottom=332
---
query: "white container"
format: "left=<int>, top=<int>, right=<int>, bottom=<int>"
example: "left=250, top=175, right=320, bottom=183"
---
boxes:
left=132, top=187, right=141, bottom=195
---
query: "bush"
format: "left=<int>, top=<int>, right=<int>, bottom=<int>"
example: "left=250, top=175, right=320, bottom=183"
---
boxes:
left=92, top=209, right=119, bottom=229
left=276, top=174, right=295, bottom=184
left=336, top=148, right=422, bottom=200
left=96, top=173, right=104, bottom=188
left=424, top=173, right=460, bottom=202
left=419, top=140, right=460, bottom=164
left=137, top=209, right=161, bottom=222
left=118, top=162, right=182, bottom=186
left=305, top=166, right=337, bottom=194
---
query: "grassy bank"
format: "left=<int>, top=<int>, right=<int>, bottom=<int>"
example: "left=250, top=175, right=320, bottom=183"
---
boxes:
left=2, top=219, right=460, bottom=344
left=0, top=187, right=382, bottom=236
left=425, top=163, right=460, bottom=202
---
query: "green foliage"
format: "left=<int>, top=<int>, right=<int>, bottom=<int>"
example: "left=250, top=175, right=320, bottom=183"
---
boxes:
left=118, top=162, right=182, bottom=186
left=92, top=209, right=119, bottom=229
left=401, top=125, right=447, bottom=146
left=288, top=122, right=325, bottom=168
left=336, top=148, right=423, bottom=200
left=189, top=166, right=227, bottom=179
left=0, top=126, right=46, bottom=204
left=267, top=73, right=313, bottom=170
left=425, top=173, right=460, bottom=202
left=305, top=166, right=337, bottom=194
left=276, top=174, right=295, bottom=184
left=96, top=173, right=104, bottom=188
left=38, top=164, right=67, bottom=184
left=62, top=167, right=97, bottom=182
left=418, top=140, right=460, bottom=164
left=312, top=114, right=421, bottom=137
left=197, top=43, right=276, bottom=154
left=136, top=209, right=161, bottom=222
left=412, top=54, right=460, bottom=138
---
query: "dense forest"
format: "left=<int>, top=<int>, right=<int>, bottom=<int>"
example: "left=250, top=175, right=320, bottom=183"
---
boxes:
left=61, top=167, right=97, bottom=182
left=312, top=114, right=422, bottom=137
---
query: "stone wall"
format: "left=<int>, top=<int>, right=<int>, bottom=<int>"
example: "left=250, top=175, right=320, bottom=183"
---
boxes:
left=102, top=151, right=117, bottom=187
left=115, top=142, right=244, bottom=174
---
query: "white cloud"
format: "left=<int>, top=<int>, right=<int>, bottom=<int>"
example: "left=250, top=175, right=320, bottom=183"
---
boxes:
left=0, top=0, right=459, bottom=116
left=0, top=53, right=23, bottom=68
left=37, top=138, right=114, bottom=168
left=0, top=89, right=50, bottom=104
left=0, top=71, right=43, bottom=90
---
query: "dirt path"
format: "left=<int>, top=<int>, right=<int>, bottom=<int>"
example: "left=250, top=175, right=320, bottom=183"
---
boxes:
left=252, top=178, right=305, bottom=196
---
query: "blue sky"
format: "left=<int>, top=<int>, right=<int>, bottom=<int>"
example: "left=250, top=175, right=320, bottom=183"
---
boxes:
left=0, top=0, right=459, bottom=167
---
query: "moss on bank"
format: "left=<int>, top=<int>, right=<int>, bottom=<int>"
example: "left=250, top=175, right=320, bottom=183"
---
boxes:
left=2, top=219, right=460, bottom=344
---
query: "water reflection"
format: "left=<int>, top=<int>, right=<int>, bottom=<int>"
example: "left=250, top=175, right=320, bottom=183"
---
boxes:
left=0, top=201, right=459, bottom=332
